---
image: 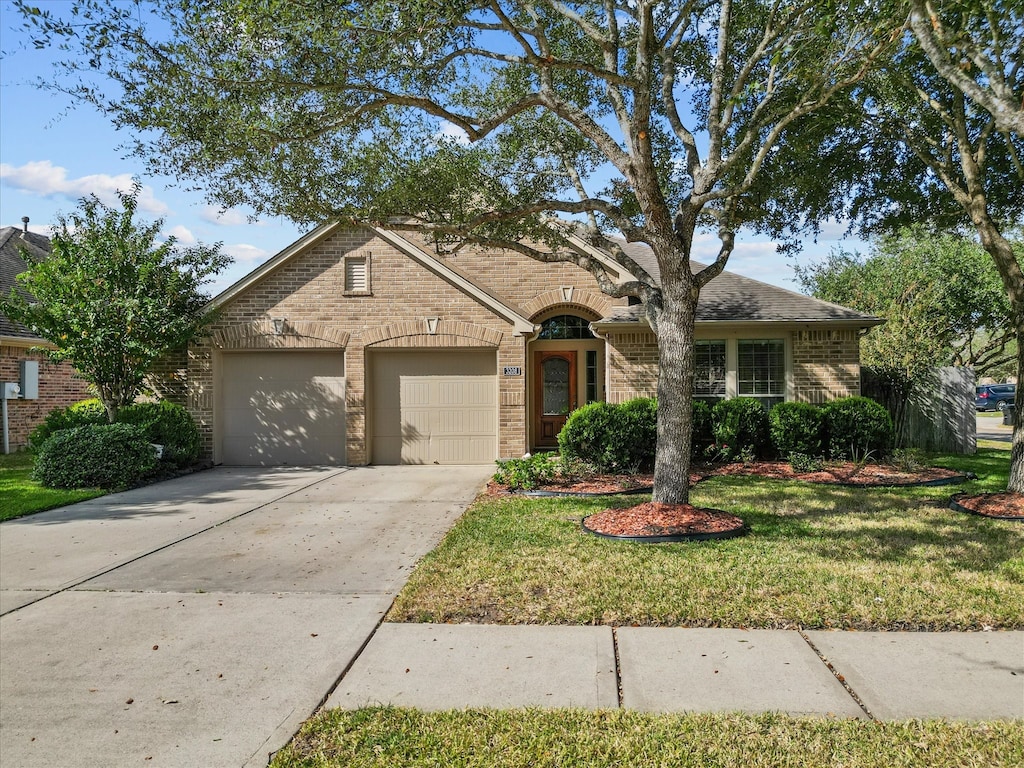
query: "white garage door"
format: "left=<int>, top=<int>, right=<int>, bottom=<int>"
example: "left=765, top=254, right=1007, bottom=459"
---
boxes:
left=220, top=351, right=346, bottom=465
left=371, top=350, right=497, bottom=464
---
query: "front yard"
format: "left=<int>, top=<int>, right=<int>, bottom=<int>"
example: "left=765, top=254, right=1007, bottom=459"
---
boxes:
left=0, top=452, right=104, bottom=522
left=389, top=447, right=1023, bottom=630
left=272, top=445, right=1023, bottom=767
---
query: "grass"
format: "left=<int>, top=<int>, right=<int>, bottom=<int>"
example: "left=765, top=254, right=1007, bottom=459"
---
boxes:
left=389, top=447, right=1023, bottom=630
left=0, top=451, right=105, bottom=522
left=271, top=708, right=1024, bottom=768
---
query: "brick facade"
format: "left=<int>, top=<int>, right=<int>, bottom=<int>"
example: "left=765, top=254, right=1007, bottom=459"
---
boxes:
left=791, top=329, right=862, bottom=403
left=0, top=345, right=93, bottom=450
left=189, top=226, right=606, bottom=463
left=187, top=225, right=865, bottom=464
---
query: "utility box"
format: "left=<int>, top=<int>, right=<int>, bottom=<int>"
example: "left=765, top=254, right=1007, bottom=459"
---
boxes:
left=19, top=360, right=39, bottom=399
left=2, top=382, right=21, bottom=400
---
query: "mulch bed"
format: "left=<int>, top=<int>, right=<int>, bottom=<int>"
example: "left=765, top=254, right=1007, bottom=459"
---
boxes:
left=491, top=461, right=970, bottom=496
left=582, top=502, right=747, bottom=543
left=950, top=492, right=1024, bottom=521
left=704, top=460, right=972, bottom=487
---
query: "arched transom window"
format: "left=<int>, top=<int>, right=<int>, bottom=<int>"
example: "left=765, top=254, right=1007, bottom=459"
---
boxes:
left=538, top=314, right=592, bottom=340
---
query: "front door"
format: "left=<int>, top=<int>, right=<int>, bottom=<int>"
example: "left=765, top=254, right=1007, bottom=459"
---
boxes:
left=533, top=351, right=577, bottom=448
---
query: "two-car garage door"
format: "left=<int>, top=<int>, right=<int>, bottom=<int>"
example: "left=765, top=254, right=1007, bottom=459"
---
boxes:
left=370, top=350, right=497, bottom=465
left=219, top=349, right=497, bottom=466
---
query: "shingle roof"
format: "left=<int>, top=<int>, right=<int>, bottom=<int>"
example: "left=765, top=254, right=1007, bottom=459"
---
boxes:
left=599, top=239, right=882, bottom=326
left=0, top=226, right=50, bottom=342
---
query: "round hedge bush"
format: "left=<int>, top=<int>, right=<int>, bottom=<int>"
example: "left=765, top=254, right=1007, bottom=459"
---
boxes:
left=820, top=396, right=894, bottom=460
left=607, top=397, right=658, bottom=472
left=558, top=401, right=620, bottom=472
left=711, top=397, right=771, bottom=459
left=118, top=401, right=201, bottom=468
left=29, top=398, right=107, bottom=449
left=33, top=423, right=158, bottom=490
left=691, top=400, right=715, bottom=459
left=769, top=401, right=824, bottom=457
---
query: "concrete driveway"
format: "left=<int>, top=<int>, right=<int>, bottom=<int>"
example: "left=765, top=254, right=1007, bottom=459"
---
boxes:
left=0, top=465, right=489, bottom=768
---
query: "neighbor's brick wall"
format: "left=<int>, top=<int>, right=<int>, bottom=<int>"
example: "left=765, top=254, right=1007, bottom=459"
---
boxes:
left=0, top=345, right=93, bottom=450
left=791, top=329, right=861, bottom=403
left=189, top=227, right=536, bottom=463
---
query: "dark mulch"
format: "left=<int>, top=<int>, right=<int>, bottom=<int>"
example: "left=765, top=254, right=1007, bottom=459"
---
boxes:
left=492, top=460, right=969, bottom=496
left=582, top=502, right=746, bottom=542
left=950, top=492, right=1024, bottom=521
left=705, top=460, right=970, bottom=487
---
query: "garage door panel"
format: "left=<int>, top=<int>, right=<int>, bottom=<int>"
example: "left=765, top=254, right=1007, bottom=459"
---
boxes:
left=220, top=352, right=346, bottom=465
left=371, top=350, right=498, bottom=465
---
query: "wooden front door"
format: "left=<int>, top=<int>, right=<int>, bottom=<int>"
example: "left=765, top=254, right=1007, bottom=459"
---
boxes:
left=533, top=351, right=577, bottom=448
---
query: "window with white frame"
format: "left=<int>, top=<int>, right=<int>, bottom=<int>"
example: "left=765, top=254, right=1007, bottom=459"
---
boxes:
left=695, top=340, right=727, bottom=402
left=344, top=255, right=369, bottom=293
left=737, top=339, right=785, bottom=408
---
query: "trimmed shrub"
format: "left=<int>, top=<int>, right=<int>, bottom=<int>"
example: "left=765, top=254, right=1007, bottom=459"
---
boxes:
left=607, top=397, right=658, bottom=472
left=118, top=401, right=200, bottom=468
left=33, top=423, right=158, bottom=489
left=557, top=398, right=659, bottom=473
left=493, top=453, right=558, bottom=490
left=691, top=400, right=715, bottom=460
left=712, top=397, right=770, bottom=460
left=558, top=401, right=620, bottom=472
left=820, top=396, right=894, bottom=460
left=769, top=402, right=824, bottom=457
left=29, top=398, right=107, bottom=449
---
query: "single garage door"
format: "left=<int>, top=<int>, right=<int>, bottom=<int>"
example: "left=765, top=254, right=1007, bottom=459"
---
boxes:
left=371, top=350, right=497, bottom=464
left=220, top=351, right=346, bottom=465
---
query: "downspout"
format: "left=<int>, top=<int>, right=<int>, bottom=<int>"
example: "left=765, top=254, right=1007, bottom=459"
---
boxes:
left=2, top=395, right=9, bottom=454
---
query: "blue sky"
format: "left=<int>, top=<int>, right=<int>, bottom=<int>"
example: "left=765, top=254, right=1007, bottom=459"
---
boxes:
left=0, top=2, right=863, bottom=297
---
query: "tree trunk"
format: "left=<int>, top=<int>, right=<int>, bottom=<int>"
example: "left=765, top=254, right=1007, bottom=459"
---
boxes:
left=1010, top=333, right=1024, bottom=493
left=968, top=211, right=1024, bottom=493
left=652, top=288, right=698, bottom=505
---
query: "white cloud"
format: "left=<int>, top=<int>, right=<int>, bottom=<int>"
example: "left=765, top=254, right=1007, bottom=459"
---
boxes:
left=163, top=225, right=197, bottom=245
left=435, top=120, right=470, bottom=146
left=0, top=160, right=170, bottom=215
left=199, top=206, right=250, bottom=226
left=222, top=243, right=270, bottom=262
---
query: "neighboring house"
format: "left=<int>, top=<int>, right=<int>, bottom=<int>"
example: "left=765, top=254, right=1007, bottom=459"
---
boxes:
left=183, top=223, right=882, bottom=466
left=0, top=224, right=93, bottom=450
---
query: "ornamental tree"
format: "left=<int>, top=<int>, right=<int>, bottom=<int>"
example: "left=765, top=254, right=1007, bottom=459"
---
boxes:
left=795, top=228, right=1016, bottom=380
left=16, top=1, right=895, bottom=502
left=1, top=185, right=230, bottom=422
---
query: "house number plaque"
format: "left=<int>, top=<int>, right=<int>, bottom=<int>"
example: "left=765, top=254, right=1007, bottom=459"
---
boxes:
left=503, top=366, right=522, bottom=376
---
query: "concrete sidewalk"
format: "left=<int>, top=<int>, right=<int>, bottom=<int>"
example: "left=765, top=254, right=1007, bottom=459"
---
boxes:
left=328, top=623, right=1024, bottom=721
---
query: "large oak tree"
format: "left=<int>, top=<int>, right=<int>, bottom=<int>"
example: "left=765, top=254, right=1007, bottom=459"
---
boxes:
left=17, top=0, right=894, bottom=502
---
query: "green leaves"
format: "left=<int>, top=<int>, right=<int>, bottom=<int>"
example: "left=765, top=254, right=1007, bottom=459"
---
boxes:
left=0, top=183, right=230, bottom=419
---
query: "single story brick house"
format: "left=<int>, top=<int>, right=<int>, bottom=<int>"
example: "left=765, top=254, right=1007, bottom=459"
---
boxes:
left=177, top=223, right=882, bottom=466
left=1, top=224, right=92, bottom=451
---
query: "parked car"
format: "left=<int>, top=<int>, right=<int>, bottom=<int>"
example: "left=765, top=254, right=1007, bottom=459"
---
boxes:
left=975, top=384, right=1016, bottom=411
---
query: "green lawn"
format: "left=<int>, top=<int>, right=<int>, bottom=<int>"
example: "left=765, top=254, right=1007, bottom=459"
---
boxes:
left=272, top=708, right=1023, bottom=768
left=0, top=452, right=105, bottom=522
left=389, top=447, right=1023, bottom=630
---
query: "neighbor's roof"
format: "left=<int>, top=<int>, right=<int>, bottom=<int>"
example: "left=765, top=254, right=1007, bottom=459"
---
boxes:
left=0, top=226, right=50, bottom=342
left=594, top=238, right=883, bottom=326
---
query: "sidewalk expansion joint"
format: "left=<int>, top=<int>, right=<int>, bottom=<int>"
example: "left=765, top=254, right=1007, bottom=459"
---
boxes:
left=612, top=626, right=624, bottom=709
left=799, top=630, right=875, bottom=720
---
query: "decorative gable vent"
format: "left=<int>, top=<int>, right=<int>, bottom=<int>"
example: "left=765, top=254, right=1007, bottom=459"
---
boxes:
left=345, top=255, right=369, bottom=293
